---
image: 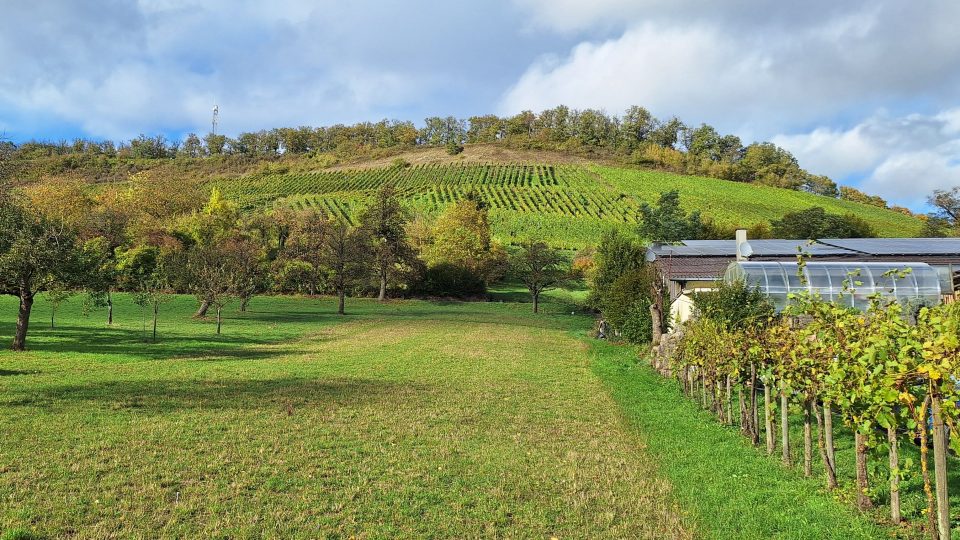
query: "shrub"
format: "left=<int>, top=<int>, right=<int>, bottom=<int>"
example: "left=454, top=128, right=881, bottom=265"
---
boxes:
left=413, top=263, right=486, bottom=298
left=602, top=268, right=654, bottom=343
left=445, top=141, right=464, bottom=155
left=693, top=279, right=773, bottom=331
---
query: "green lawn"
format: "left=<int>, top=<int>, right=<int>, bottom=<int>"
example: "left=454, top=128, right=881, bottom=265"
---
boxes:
left=0, top=293, right=902, bottom=538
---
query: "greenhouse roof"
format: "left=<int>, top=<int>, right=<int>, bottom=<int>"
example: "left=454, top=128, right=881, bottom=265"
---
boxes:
left=724, top=261, right=943, bottom=311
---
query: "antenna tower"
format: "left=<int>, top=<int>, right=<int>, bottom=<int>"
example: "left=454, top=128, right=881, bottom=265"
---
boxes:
left=211, top=105, right=219, bottom=135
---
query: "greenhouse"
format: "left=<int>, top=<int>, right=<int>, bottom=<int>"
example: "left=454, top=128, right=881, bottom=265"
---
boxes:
left=723, top=261, right=943, bottom=311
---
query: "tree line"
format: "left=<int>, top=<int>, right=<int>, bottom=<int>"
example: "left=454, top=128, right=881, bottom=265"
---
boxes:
left=5, top=105, right=902, bottom=205
left=0, top=182, right=569, bottom=351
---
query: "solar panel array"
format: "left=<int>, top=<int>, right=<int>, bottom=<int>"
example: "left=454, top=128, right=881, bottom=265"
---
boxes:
left=818, top=238, right=960, bottom=256
left=650, top=238, right=960, bottom=258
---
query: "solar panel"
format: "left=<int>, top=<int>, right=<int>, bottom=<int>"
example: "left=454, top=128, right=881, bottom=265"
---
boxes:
left=679, top=240, right=855, bottom=256
left=819, top=238, right=960, bottom=256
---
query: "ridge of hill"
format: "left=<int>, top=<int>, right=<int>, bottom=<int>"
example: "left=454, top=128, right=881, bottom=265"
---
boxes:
left=209, top=159, right=923, bottom=248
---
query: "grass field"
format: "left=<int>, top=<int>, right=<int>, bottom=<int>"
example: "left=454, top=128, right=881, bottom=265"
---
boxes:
left=207, top=161, right=922, bottom=248
left=0, top=292, right=910, bottom=538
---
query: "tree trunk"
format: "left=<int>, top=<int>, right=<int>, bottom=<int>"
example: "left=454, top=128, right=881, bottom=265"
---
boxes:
left=855, top=431, right=873, bottom=510
left=13, top=292, right=34, bottom=351
left=152, top=303, right=159, bottom=343
left=814, top=404, right=838, bottom=489
left=888, top=425, right=901, bottom=524
left=239, top=296, right=250, bottom=312
left=51, top=307, right=55, bottom=329
left=725, top=375, right=733, bottom=426
left=533, top=292, right=539, bottom=314
left=107, top=290, right=113, bottom=325
left=781, top=392, right=791, bottom=466
left=803, top=399, right=813, bottom=477
left=338, top=289, right=346, bottom=315
left=216, top=306, right=222, bottom=335
left=739, top=388, right=750, bottom=437
left=195, top=298, right=211, bottom=318
left=764, top=383, right=775, bottom=455
left=932, top=396, right=951, bottom=540
left=649, top=303, right=662, bottom=346
left=379, top=268, right=388, bottom=302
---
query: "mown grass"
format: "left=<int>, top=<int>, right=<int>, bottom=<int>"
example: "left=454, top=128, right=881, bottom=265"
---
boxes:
left=0, top=294, right=690, bottom=539
left=591, top=341, right=889, bottom=540
left=1, top=292, right=919, bottom=538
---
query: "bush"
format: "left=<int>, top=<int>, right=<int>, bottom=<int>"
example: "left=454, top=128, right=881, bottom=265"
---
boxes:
left=391, top=157, right=411, bottom=169
left=445, top=141, right=464, bottom=155
left=693, top=280, right=773, bottom=331
left=602, top=268, right=654, bottom=343
left=413, top=263, right=486, bottom=298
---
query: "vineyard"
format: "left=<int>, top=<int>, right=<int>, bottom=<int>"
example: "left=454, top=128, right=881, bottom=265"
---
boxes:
left=653, top=263, right=960, bottom=539
left=210, top=162, right=923, bottom=247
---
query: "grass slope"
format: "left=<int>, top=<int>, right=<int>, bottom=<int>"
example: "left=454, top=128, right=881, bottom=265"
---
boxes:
left=211, top=160, right=921, bottom=248
left=591, top=342, right=886, bottom=539
left=0, top=294, right=690, bottom=539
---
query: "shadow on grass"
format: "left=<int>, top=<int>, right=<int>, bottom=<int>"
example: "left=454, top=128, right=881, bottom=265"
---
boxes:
left=0, top=369, right=40, bottom=376
left=4, top=376, right=426, bottom=412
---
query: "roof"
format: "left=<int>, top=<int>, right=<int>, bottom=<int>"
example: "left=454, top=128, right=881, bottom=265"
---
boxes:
left=651, top=237, right=960, bottom=282
left=650, top=238, right=960, bottom=259
left=655, top=257, right=730, bottom=281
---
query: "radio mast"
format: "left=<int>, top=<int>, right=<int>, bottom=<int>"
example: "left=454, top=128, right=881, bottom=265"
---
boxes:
left=211, top=105, right=219, bottom=135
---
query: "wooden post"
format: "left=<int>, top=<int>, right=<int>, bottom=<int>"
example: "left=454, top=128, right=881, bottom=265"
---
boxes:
left=803, top=399, right=812, bottom=477
left=764, top=382, right=775, bottom=455
left=824, top=403, right=836, bottom=483
left=781, top=392, right=790, bottom=466
left=888, top=425, right=901, bottom=524
left=931, top=396, right=950, bottom=540
left=855, top=431, right=873, bottom=510
left=750, top=364, right=759, bottom=446
left=725, top=375, right=733, bottom=425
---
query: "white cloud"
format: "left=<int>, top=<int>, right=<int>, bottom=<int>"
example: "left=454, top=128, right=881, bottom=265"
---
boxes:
left=502, top=1, right=960, bottom=135
left=774, top=110, right=960, bottom=208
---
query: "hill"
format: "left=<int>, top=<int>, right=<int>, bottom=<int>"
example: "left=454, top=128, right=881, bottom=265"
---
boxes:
left=209, top=158, right=923, bottom=248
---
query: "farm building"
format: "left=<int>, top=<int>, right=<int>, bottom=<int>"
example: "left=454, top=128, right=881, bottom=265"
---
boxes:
left=647, top=233, right=960, bottom=325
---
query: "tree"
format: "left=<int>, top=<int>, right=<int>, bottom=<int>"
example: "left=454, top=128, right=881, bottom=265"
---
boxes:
left=638, top=190, right=704, bottom=242
left=187, top=243, right=237, bottom=334
left=319, top=219, right=371, bottom=315
left=116, top=245, right=170, bottom=342
left=0, top=194, right=91, bottom=350
left=179, top=188, right=240, bottom=317
left=512, top=241, right=567, bottom=313
left=424, top=199, right=507, bottom=284
left=358, top=184, right=416, bottom=301
left=771, top=207, right=877, bottom=239
left=45, top=287, right=73, bottom=329
left=929, top=187, right=960, bottom=227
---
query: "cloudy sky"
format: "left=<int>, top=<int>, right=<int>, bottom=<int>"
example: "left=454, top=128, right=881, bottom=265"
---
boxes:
left=2, top=1, right=959, bottom=209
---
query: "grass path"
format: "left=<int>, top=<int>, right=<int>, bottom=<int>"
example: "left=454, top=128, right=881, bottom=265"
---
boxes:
left=1, top=296, right=691, bottom=539
left=590, top=339, right=888, bottom=539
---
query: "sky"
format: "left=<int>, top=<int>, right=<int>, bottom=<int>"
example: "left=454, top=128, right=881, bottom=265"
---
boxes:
left=2, top=1, right=959, bottom=210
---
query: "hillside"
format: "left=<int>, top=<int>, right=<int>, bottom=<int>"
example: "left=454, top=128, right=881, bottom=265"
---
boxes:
left=210, top=160, right=923, bottom=248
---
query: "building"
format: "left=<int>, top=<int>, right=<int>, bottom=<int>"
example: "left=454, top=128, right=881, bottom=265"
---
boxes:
left=647, top=236, right=960, bottom=324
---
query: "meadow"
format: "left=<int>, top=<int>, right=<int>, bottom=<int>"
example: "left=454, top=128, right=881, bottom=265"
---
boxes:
left=208, top=162, right=922, bottom=248
left=0, top=292, right=898, bottom=539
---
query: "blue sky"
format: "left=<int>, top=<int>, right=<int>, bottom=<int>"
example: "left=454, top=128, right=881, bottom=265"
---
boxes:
left=2, top=0, right=959, bottom=210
